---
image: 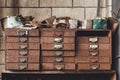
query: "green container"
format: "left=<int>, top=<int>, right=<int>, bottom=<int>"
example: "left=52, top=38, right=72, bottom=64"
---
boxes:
left=93, top=19, right=107, bottom=29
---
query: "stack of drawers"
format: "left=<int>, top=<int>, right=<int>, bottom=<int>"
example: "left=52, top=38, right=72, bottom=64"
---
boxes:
left=41, top=29, right=76, bottom=71
left=5, top=28, right=40, bottom=70
left=76, top=30, right=112, bottom=70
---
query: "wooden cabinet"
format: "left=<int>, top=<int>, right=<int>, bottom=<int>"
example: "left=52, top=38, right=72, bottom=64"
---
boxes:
left=3, top=28, right=116, bottom=80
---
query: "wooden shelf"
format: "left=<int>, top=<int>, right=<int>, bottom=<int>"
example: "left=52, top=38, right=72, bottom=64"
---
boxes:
left=2, top=70, right=116, bottom=75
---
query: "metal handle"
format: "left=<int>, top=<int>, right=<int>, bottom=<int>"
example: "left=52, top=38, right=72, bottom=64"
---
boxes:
left=19, top=58, right=27, bottom=63
left=54, top=37, right=63, bottom=43
left=55, top=58, right=63, bottom=63
left=89, top=44, right=98, bottom=50
left=90, top=64, right=100, bottom=70
left=19, top=45, right=27, bottom=49
left=89, top=51, right=98, bottom=56
left=89, top=58, right=98, bottom=63
left=54, top=44, right=63, bottom=50
left=55, top=66, right=63, bottom=71
left=19, top=51, right=27, bottom=56
left=89, top=37, right=98, bottom=43
left=19, top=64, right=27, bottom=70
left=55, top=51, right=63, bottom=56
left=17, top=30, right=28, bottom=36
left=19, top=38, right=27, bottom=42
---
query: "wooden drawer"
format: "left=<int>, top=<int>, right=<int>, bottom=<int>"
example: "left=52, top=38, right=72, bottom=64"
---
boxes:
left=41, top=29, right=75, bottom=37
left=6, top=43, right=40, bottom=50
left=42, top=57, right=75, bottom=63
left=41, top=37, right=74, bottom=43
left=5, top=28, right=40, bottom=37
left=42, top=51, right=75, bottom=57
left=6, top=56, right=40, bottom=63
left=76, top=50, right=111, bottom=57
left=77, top=37, right=110, bottom=44
left=42, top=63, right=76, bottom=71
left=77, top=63, right=111, bottom=70
left=77, top=44, right=110, bottom=50
left=76, top=57, right=110, bottom=63
left=41, top=43, right=75, bottom=50
left=6, top=37, right=40, bottom=43
left=6, top=50, right=40, bottom=56
left=5, top=63, right=39, bottom=70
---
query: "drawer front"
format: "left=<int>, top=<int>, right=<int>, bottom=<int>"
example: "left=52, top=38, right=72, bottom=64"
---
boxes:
left=5, top=28, right=40, bottom=36
left=41, top=37, right=74, bottom=43
left=42, top=57, right=75, bottom=63
left=6, top=37, right=40, bottom=43
left=6, top=50, right=40, bottom=56
left=42, top=63, right=75, bottom=71
left=5, top=63, right=39, bottom=70
left=6, top=43, right=40, bottom=49
left=42, top=51, right=75, bottom=57
left=41, top=29, right=75, bottom=37
left=77, top=63, right=111, bottom=70
left=76, top=50, right=111, bottom=57
left=41, top=43, right=75, bottom=50
left=76, top=57, right=110, bottom=63
left=6, top=56, right=40, bottom=63
left=77, top=44, right=110, bottom=50
left=77, top=37, right=110, bottom=44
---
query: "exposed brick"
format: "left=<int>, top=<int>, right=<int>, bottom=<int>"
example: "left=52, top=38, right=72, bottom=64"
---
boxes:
left=40, top=0, right=72, bottom=7
left=19, top=8, right=51, bottom=21
left=0, top=8, right=18, bottom=18
left=73, top=0, right=98, bottom=7
left=52, top=8, right=84, bottom=20
left=86, top=8, right=97, bottom=19
left=7, top=0, right=39, bottom=7
left=0, top=0, right=5, bottom=7
left=0, top=51, right=5, bottom=65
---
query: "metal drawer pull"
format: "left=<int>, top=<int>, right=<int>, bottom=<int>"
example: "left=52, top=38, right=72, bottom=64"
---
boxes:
left=19, top=39, right=27, bottom=42
left=19, top=51, right=27, bottom=56
left=19, top=45, right=27, bottom=49
left=54, top=44, right=63, bottom=50
left=54, top=37, right=63, bottom=43
left=17, top=30, right=28, bottom=36
left=19, top=58, right=27, bottom=63
left=90, top=64, right=100, bottom=70
left=55, top=52, right=63, bottom=56
left=55, top=66, right=63, bottom=71
left=55, top=58, right=63, bottom=62
left=90, top=58, right=98, bottom=63
left=89, top=44, right=98, bottom=50
left=89, top=37, right=98, bottom=43
left=19, top=64, right=27, bottom=70
left=89, top=51, right=98, bottom=56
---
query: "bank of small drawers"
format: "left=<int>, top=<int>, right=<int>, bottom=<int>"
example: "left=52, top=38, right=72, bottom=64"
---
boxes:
left=41, top=29, right=76, bottom=71
left=76, top=36, right=111, bottom=70
left=5, top=28, right=112, bottom=71
left=5, top=28, right=40, bottom=70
